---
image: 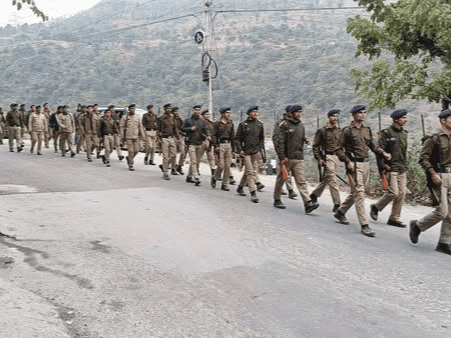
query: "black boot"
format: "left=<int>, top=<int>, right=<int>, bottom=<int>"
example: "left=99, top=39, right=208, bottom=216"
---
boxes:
left=409, top=220, right=421, bottom=244
left=361, top=224, right=375, bottom=237
left=221, top=184, right=230, bottom=191
left=288, top=190, right=298, bottom=199
left=305, top=200, right=319, bottom=214
left=144, top=157, right=149, bottom=165
left=332, top=204, right=340, bottom=213
left=211, top=176, right=217, bottom=188
left=250, top=191, right=259, bottom=203
left=273, top=200, right=286, bottom=209
left=236, top=186, right=246, bottom=196
left=256, top=182, right=265, bottom=191
left=370, top=204, right=379, bottom=221
left=176, top=166, right=184, bottom=175
left=309, top=193, right=318, bottom=204
left=334, top=210, right=349, bottom=224
left=211, top=168, right=216, bottom=176
left=435, top=243, right=451, bottom=255
left=171, top=169, right=178, bottom=175
left=229, top=176, right=236, bottom=185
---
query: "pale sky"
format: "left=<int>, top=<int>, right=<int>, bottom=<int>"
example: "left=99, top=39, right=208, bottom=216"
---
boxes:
left=0, top=0, right=103, bottom=27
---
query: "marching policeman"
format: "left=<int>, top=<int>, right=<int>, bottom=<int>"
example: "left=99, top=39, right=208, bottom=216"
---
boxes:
left=28, top=105, right=48, bottom=155
left=142, top=104, right=159, bottom=165
left=6, top=103, right=24, bottom=152
left=370, top=109, right=409, bottom=227
left=172, top=107, right=186, bottom=175
left=120, top=104, right=144, bottom=171
left=211, top=107, right=235, bottom=191
left=334, top=105, right=391, bottom=237
left=273, top=105, right=319, bottom=213
left=310, top=109, right=342, bottom=212
left=57, top=105, right=76, bottom=157
left=181, top=105, right=209, bottom=186
left=410, top=109, right=451, bottom=255
left=158, top=103, right=178, bottom=180
left=100, top=109, right=118, bottom=167
left=235, top=106, right=265, bottom=203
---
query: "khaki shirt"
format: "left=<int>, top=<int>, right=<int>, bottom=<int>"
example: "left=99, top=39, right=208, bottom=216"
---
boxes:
left=335, top=121, right=384, bottom=164
left=313, top=122, right=341, bottom=161
left=159, top=114, right=177, bottom=138
left=28, top=112, right=48, bottom=133
left=120, top=114, right=144, bottom=140
left=420, top=126, right=451, bottom=175
left=142, top=112, right=159, bottom=131
left=57, top=113, right=75, bottom=133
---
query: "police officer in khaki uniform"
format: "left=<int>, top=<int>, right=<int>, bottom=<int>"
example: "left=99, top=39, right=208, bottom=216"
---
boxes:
left=334, top=105, right=391, bottom=237
left=235, top=106, right=264, bottom=203
left=211, top=107, right=235, bottom=191
left=6, top=103, right=24, bottom=152
left=273, top=105, right=319, bottom=213
left=109, top=105, right=124, bottom=162
left=28, top=105, right=48, bottom=155
left=181, top=105, right=209, bottom=186
left=200, top=109, right=217, bottom=176
left=75, top=105, right=86, bottom=154
left=158, top=104, right=178, bottom=180
left=0, top=107, right=5, bottom=144
left=120, top=104, right=144, bottom=171
left=80, top=105, right=99, bottom=162
left=310, top=109, right=342, bottom=212
left=172, top=107, right=186, bottom=175
left=370, top=109, right=409, bottom=227
left=42, top=103, right=52, bottom=148
left=410, top=109, right=451, bottom=255
left=57, top=105, right=76, bottom=157
left=49, top=106, right=63, bottom=153
left=100, top=109, right=118, bottom=167
left=142, top=104, right=159, bottom=165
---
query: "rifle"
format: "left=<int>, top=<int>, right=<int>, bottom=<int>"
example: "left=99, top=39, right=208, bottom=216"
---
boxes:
left=378, top=112, right=389, bottom=190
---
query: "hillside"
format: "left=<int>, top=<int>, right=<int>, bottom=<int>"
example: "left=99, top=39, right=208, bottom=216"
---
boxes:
left=0, top=0, right=440, bottom=135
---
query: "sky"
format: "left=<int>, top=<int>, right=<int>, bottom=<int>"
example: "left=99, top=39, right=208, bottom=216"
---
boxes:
left=0, top=0, right=103, bottom=27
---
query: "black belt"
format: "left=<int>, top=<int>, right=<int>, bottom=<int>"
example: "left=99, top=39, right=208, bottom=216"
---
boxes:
left=220, top=140, right=232, bottom=144
left=439, top=167, right=451, bottom=173
left=145, top=128, right=157, bottom=131
left=162, top=136, right=174, bottom=139
left=354, top=157, right=369, bottom=163
left=325, top=151, right=335, bottom=155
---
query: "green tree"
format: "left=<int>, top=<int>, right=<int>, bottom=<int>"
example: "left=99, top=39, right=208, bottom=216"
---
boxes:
left=11, top=0, right=47, bottom=21
left=347, top=0, right=451, bottom=110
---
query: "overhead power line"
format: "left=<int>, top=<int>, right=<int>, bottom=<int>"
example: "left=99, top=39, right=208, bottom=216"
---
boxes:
left=215, top=6, right=366, bottom=14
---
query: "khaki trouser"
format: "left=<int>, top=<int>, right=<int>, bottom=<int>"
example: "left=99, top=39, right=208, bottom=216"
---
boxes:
left=187, top=144, right=204, bottom=179
left=104, top=135, right=115, bottom=163
left=0, top=124, right=4, bottom=142
left=76, top=131, right=85, bottom=153
left=338, top=162, right=370, bottom=226
left=44, top=128, right=52, bottom=148
left=53, top=130, right=60, bottom=151
left=59, top=132, right=75, bottom=155
left=113, top=134, right=123, bottom=158
left=418, top=173, right=451, bottom=244
left=215, top=143, right=232, bottom=184
left=162, top=137, right=177, bottom=172
left=172, top=137, right=186, bottom=168
left=200, top=140, right=216, bottom=170
left=30, top=131, right=44, bottom=153
left=239, top=153, right=260, bottom=192
left=276, top=161, right=294, bottom=192
left=374, top=171, right=407, bottom=222
left=311, top=154, right=341, bottom=205
left=274, top=159, right=310, bottom=203
left=126, top=139, right=140, bottom=166
left=9, top=126, right=22, bottom=150
left=145, top=130, right=157, bottom=160
left=85, top=133, right=96, bottom=159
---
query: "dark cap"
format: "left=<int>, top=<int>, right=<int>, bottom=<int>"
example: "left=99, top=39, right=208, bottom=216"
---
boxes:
left=439, top=109, right=451, bottom=119
left=108, top=105, right=115, bottom=109
left=285, top=105, right=292, bottom=113
left=220, top=107, right=231, bottom=114
left=147, top=104, right=154, bottom=109
left=390, top=109, right=407, bottom=120
left=10, top=103, right=17, bottom=108
left=128, top=104, right=136, bottom=109
left=193, top=104, right=202, bottom=109
left=327, top=109, right=341, bottom=117
left=30, top=105, right=35, bottom=108
left=36, top=105, right=41, bottom=109
left=247, top=105, right=259, bottom=114
left=350, top=105, right=366, bottom=114
left=171, top=106, right=179, bottom=112
left=20, top=104, right=25, bottom=107
left=290, top=105, right=302, bottom=113
left=163, top=104, right=172, bottom=108
left=63, top=105, right=69, bottom=109
left=201, top=110, right=209, bottom=116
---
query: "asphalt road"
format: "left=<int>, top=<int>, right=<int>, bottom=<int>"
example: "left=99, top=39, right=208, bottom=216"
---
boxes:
left=1, top=142, right=451, bottom=338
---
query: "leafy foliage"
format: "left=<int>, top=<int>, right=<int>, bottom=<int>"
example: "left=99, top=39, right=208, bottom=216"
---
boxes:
left=12, top=0, right=48, bottom=22
left=347, top=0, right=451, bottom=110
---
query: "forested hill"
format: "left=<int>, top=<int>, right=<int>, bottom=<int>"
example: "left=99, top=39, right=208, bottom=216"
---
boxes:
left=0, top=0, right=438, bottom=134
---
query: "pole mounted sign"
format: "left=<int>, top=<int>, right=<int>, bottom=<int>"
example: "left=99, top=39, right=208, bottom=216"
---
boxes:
left=194, top=31, right=204, bottom=44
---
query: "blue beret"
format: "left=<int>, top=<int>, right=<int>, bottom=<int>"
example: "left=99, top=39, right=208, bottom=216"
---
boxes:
left=147, top=104, right=153, bottom=109
left=439, top=109, right=451, bottom=119
left=128, top=104, right=135, bottom=109
left=171, top=106, right=179, bottom=112
left=193, top=104, right=202, bottom=109
left=285, top=105, right=292, bottom=113
left=390, top=109, right=407, bottom=120
left=290, top=105, right=302, bottom=113
left=220, top=107, right=231, bottom=114
left=350, top=105, right=366, bottom=114
left=163, top=103, right=172, bottom=108
left=247, top=106, right=259, bottom=114
left=328, top=109, right=341, bottom=117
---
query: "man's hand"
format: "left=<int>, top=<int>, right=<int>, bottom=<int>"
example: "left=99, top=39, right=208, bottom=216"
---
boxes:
left=240, top=151, right=245, bottom=157
left=383, top=152, right=392, bottom=161
left=432, top=172, right=442, bottom=186
left=206, top=135, right=211, bottom=141
left=305, top=138, right=311, bottom=145
left=191, top=126, right=196, bottom=131
left=347, top=162, right=355, bottom=172
left=318, top=159, right=325, bottom=167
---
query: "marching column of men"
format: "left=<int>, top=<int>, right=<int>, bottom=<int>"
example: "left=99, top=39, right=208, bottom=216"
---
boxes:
left=5, top=101, right=451, bottom=255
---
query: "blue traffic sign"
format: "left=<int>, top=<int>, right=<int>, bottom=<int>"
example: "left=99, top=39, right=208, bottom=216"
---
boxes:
left=194, top=31, right=204, bottom=44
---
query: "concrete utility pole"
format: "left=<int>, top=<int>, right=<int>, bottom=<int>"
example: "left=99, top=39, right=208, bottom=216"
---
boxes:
left=205, top=0, right=214, bottom=119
